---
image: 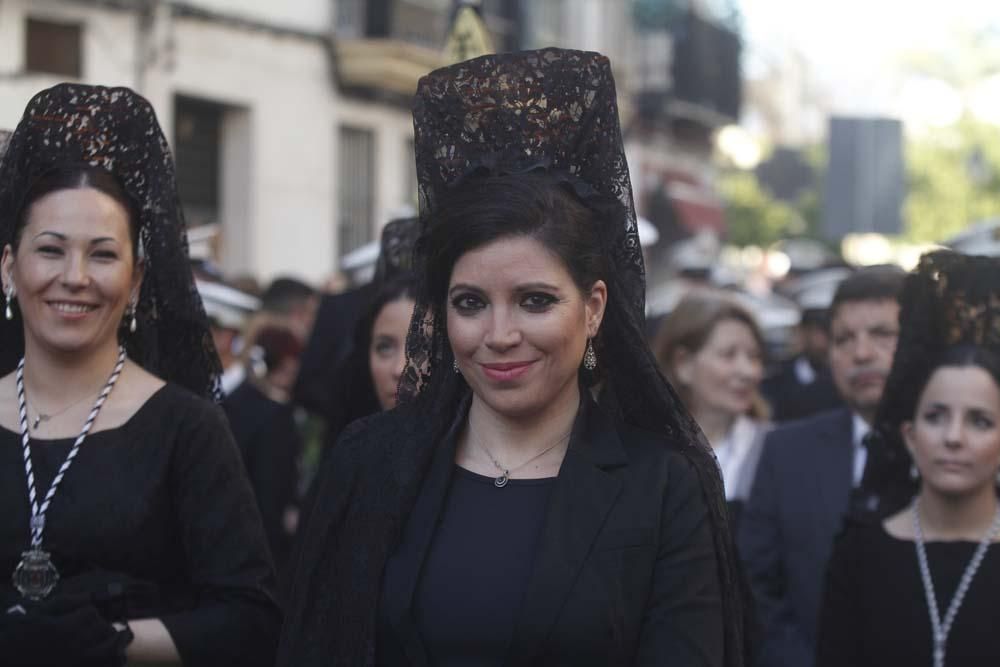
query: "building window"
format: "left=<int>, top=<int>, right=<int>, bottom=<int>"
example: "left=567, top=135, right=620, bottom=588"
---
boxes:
left=25, top=18, right=82, bottom=78
left=339, top=126, right=376, bottom=257
left=336, top=0, right=366, bottom=37
left=174, top=96, right=223, bottom=227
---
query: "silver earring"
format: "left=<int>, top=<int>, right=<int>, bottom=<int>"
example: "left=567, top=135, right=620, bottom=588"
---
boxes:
left=453, top=358, right=460, bottom=374
left=910, top=463, right=920, bottom=481
left=4, top=285, right=13, bottom=321
left=583, top=339, right=597, bottom=371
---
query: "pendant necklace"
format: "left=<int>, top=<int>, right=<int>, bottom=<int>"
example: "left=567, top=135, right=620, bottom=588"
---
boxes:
left=477, top=429, right=571, bottom=488
left=12, top=346, right=126, bottom=600
left=913, top=498, right=1000, bottom=667
left=29, top=390, right=96, bottom=431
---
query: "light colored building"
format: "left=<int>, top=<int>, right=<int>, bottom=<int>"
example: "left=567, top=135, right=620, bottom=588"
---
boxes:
left=0, top=0, right=741, bottom=286
left=1, top=0, right=340, bottom=282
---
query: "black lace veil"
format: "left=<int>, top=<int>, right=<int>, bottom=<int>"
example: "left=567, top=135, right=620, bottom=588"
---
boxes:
left=404, top=48, right=750, bottom=665
left=0, top=83, right=221, bottom=399
left=863, top=250, right=1000, bottom=516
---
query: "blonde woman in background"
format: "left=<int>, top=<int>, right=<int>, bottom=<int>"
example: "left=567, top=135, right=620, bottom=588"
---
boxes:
left=656, top=289, right=771, bottom=530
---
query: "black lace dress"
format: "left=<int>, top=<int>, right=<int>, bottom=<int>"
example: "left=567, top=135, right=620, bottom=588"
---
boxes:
left=817, top=519, right=1000, bottom=667
left=0, top=383, right=281, bottom=666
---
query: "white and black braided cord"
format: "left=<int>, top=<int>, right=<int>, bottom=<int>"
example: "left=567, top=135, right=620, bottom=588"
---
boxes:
left=16, top=346, right=126, bottom=547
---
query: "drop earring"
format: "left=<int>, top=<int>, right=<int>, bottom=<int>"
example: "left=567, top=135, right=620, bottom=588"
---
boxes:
left=583, top=339, right=597, bottom=371
left=4, top=285, right=14, bottom=321
left=453, top=358, right=460, bottom=373
left=126, top=300, right=138, bottom=333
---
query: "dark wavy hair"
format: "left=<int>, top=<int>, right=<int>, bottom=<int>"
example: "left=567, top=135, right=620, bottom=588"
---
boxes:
left=865, top=343, right=1000, bottom=516
left=10, top=164, right=141, bottom=256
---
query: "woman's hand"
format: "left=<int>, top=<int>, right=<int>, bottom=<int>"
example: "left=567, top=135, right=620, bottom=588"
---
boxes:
left=0, top=600, right=132, bottom=667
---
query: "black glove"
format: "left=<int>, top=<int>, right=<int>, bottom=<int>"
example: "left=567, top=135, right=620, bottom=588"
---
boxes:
left=0, top=599, right=132, bottom=667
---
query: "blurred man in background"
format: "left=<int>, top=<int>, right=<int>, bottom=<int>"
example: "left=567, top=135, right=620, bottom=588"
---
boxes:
left=739, top=266, right=905, bottom=667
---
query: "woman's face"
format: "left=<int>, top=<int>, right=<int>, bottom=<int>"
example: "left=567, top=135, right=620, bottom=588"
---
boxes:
left=369, top=296, right=416, bottom=410
left=903, top=365, right=1000, bottom=499
left=1, top=187, right=141, bottom=359
left=675, top=318, right=764, bottom=419
left=447, top=235, right=606, bottom=420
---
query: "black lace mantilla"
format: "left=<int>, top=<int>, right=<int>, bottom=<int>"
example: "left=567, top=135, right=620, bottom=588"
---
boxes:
left=0, top=83, right=221, bottom=399
left=865, top=250, right=1000, bottom=515
left=403, top=48, right=751, bottom=665
left=374, top=216, right=420, bottom=282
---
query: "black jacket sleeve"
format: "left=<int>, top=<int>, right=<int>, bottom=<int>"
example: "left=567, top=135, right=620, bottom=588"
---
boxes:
left=636, top=454, right=724, bottom=666
left=158, top=400, right=282, bottom=667
left=815, top=523, right=864, bottom=667
left=738, top=438, right=812, bottom=667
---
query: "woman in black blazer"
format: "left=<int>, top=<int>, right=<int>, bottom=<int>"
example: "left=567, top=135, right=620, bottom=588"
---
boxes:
left=279, top=48, right=750, bottom=667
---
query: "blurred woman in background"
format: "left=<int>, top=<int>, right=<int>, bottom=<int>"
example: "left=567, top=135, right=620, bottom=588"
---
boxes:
left=656, top=290, right=770, bottom=528
left=324, top=273, right=417, bottom=446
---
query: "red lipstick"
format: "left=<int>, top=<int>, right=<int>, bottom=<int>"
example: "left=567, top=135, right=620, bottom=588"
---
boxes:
left=479, top=361, right=536, bottom=382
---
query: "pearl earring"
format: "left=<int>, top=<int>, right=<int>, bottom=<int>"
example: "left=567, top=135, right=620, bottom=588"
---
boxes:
left=4, top=285, right=14, bottom=321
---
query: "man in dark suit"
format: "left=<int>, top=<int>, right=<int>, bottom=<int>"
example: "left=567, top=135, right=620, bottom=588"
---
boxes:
left=739, top=266, right=905, bottom=667
left=762, top=306, right=844, bottom=423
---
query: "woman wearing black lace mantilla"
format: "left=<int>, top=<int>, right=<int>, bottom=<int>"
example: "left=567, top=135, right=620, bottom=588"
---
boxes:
left=280, top=48, right=750, bottom=667
left=0, top=85, right=280, bottom=665
left=817, top=251, right=1000, bottom=667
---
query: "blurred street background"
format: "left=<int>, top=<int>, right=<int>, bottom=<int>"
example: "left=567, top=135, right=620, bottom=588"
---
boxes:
left=1, top=0, right=998, bottom=359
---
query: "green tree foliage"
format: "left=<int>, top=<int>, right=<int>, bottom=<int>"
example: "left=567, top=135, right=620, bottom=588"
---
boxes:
left=718, top=170, right=803, bottom=246
left=904, top=116, right=1000, bottom=242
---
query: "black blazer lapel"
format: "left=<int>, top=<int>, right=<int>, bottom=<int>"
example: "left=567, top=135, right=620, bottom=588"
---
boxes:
left=381, top=406, right=465, bottom=667
left=505, top=399, right=627, bottom=664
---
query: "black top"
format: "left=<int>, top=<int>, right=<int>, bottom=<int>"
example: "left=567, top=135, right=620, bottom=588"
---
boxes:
left=817, top=519, right=1000, bottom=667
left=0, top=383, right=281, bottom=667
left=223, top=380, right=301, bottom=570
left=349, top=397, right=722, bottom=667
left=385, top=466, right=554, bottom=666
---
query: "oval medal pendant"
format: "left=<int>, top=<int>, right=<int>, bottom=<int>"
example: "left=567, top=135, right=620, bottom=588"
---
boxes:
left=494, top=473, right=509, bottom=488
left=13, top=548, right=59, bottom=600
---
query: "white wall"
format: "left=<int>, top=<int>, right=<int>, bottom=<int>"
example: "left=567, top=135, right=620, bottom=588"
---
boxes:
left=182, top=0, right=331, bottom=34
left=162, top=15, right=336, bottom=282
left=0, top=1, right=138, bottom=129
left=0, top=1, right=346, bottom=284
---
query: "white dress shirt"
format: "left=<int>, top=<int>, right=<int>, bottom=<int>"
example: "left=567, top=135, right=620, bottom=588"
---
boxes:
left=851, top=413, right=870, bottom=487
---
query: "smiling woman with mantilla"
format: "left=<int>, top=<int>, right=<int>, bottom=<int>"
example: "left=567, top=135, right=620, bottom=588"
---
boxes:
left=0, top=84, right=279, bottom=666
left=279, top=48, right=750, bottom=667
left=4, top=185, right=141, bottom=364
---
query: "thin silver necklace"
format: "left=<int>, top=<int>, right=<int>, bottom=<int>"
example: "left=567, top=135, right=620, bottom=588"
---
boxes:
left=476, top=429, right=571, bottom=488
left=913, top=498, right=1000, bottom=667
left=29, top=389, right=98, bottom=430
left=12, top=346, right=126, bottom=600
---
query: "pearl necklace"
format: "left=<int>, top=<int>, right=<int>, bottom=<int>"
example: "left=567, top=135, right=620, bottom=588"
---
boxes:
left=913, top=499, right=1000, bottom=667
